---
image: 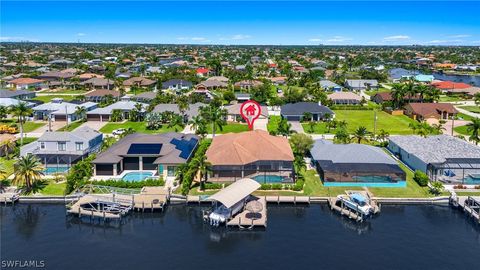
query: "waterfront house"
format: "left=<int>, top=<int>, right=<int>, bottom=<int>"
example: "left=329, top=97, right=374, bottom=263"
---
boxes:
left=281, top=102, right=334, bottom=121
left=224, top=103, right=268, bottom=122
left=86, top=99, right=148, bottom=122
left=345, top=79, right=379, bottom=91
left=319, top=80, right=343, bottom=91
left=327, top=92, right=362, bottom=105
left=205, top=130, right=295, bottom=182
left=32, top=98, right=97, bottom=122
left=404, top=103, right=457, bottom=121
left=310, top=140, right=406, bottom=186
left=388, top=135, right=480, bottom=183
left=20, top=126, right=103, bottom=171
left=92, top=133, right=198, bottom=179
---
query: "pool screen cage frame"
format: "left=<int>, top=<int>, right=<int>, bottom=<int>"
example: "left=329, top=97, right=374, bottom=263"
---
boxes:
left=428, top=158, right=480, bottom=184
left=315, top=161, right=407, bottom=183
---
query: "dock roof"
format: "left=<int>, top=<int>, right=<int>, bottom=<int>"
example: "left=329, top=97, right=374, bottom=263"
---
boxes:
left=209, top=178, right=260, bottom=208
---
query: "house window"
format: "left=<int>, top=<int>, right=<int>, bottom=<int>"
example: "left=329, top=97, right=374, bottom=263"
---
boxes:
left=75, top=142, right=84, bottom=151
left=58, top=142, right=66, bottom=151
left=40, top=142, right=45, bottom=149
left=167, top=166, right=176, bottom=177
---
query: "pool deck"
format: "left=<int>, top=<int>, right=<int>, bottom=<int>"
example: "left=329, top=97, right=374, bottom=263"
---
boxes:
left=227, top=196, right=267, bottom=228
left=91, top=170, right=159, bottom=181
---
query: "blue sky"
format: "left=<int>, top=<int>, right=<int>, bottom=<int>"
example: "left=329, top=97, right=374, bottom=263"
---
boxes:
left=1, top=1, right=480, bottom=45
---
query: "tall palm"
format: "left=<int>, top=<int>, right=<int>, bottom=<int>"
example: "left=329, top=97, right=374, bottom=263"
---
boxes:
left=188, top=115, right=206, bottom=135
left=352, top=126, right=370, bottom=144
left=390, top=83, right=405, bottom=109
left=191, top=155, right=212, bottom=189
left=168, top=114, right=185, bottom=132
left=376, top=129, right=390, bottom=142
left=466, top=118, right=480, bottom=145
left=201, top=105, right=226, bottom=137
left=10, top=102, right=32, bottom=146
left=74, top=106, right=87, bottom=121
left=12, top=154, right=44, bottom=194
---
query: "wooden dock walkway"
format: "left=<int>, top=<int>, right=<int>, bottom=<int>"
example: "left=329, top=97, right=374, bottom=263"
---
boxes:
left=454, top=196, right=480, bottom=224
left=227, top=197, right=267, bottom=228
left=328, top=197, right=364, bottom=222
left=0, top=188, right=20, bottom=204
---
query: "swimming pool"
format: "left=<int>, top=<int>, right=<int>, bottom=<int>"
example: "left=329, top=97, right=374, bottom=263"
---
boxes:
left=252, top=175, right=286, bottom=183
left=122, top=171, right=154, bottom=182
left=352, top=175, right=398, bottom=183
left=44, top=167, right=70, bottom=175
left=323, top=181, right=407, bottom=188
left=462, top=175, right=480, bottom=185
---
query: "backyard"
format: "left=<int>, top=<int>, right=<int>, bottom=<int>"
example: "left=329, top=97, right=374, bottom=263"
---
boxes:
left=99, top=121, right=184, bottom=134
left=33, top=95, right=76, bottom=103
left=206, top=123, right=249, bottom=134
left=302, top=110, right=417, bottom=135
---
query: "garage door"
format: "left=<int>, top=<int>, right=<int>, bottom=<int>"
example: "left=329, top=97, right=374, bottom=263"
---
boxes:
left=55, top=115, right=67, bottom=121
left=87, top=114, right=101, bottom=121
left=286, top=115, right=301, bottom=121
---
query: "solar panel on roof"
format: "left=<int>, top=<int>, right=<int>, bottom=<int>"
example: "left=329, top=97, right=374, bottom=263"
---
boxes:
left=171, top=138, right=198, bottom=159
left=127, top=143, right=162, bottom=155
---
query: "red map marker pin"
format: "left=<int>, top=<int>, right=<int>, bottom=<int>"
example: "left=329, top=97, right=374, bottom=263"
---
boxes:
left=240, top=100, right=261, bottom=130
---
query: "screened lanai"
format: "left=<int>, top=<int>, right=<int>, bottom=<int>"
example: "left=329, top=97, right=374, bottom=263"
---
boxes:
left=428, top=158, right=480, bottom=185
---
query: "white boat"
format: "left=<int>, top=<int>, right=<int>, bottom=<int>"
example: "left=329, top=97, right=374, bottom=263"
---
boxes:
left=209, top=200, right=245, bottom=226
left=337, top=193, right=373, bottom=216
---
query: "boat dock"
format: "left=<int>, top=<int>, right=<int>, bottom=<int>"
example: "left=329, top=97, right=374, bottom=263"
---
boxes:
left=227, top=197, right=267, bottom=228
left=327, top=190, right=381, bottom=222
left=0, top=189, right=19, bottom=205
left=452, top=196, right=480, bottom=224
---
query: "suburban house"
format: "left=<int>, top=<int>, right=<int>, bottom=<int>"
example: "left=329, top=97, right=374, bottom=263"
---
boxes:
left=78, top=73, right=104, bottom=81
left=196, top=68, right=211, bottom=77
left=404, top=103, right=458, bottom=121
left=281, top=102, right=334, bottom=121
left=151, top=102, right=205, bottom=121
left=205, top=130, right=295, bottom=183
left=92, top=133, right=199, bottom=179
left=0, top=98, right=35, bottom=108
left=310, top=139, right=406, bottom=186
left=224, top=103, right=268, bottom=122
left=0, top=89, right=36, bottom=100
left=37, top=71, right=75, bottom=81
left=196, top=79, right=227, bottom=90
left=161, top=79, right=193, bottom=91
left=319, top=80, right=343, bottom=91
left=81, top=78, right=115, bottom=90
left=431, top=81, right=472, bottom=93
left=345, top=79, right=379, bottom=91
left=235, top=93, right=251, bottom=102
left=371, top=92, right=422, bottom=104
left=86, top=99, right=148, bottom=122
left=234, top=80, right=263, bottom=90
left=388, top=135, right=480, bottom=183
left=84, top=89, right=121, bottom=102
left=327, top=92, right=362, bottom=105
left=133, top=91, right=157, bottom=102
left=32, top=98, right=97, bottom=122
left=7, top=78, right=45, bottom=90
left=123, top=77, right=157, bottom=90
left=20, top=126, right=103, bottom=172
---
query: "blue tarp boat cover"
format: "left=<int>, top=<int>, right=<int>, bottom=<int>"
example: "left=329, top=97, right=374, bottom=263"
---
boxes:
left=350, top=193, right=366, bottom=203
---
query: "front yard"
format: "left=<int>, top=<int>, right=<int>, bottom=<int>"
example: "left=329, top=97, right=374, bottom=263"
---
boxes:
left=1, top=120, right=46, bottom=133
left=57, top=120, right=85, bottom=131
left=206, top=123, right=249, bottom=134
left=302, top=110, right=416, bottom=135
left=99, top=121, right=184, bottom=134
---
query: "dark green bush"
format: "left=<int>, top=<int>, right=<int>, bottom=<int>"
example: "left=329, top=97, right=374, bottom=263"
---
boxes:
left=260, top=184, right=272, bottom=190
left=413, top=170, right=429, bottom=187
left=203, top=183, right=223, bottom=190
left=93, top=178, right=165, bottom=189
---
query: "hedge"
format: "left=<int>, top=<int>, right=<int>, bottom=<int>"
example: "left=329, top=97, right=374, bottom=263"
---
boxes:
left=330, top=106, right=374, bottom=110
left=413, top=170, right=429, bottom=187
left=92, top=178, right=165, bottom=189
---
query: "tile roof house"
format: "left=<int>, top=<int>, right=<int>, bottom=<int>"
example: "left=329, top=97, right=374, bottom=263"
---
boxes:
left=81, top=78, right=115, bottom=90
left=7, top=78, right=45, bottom=90
left=371, top=92, right=422, bottom=104
left=123, top=77, right=157, bottom=89
left=86, top=100, right=148, bottom=122
left=431, top=81, right=471, bottom=90
left=197, top=79, right=228, bottom=89
left=345, top=79, right=379, bottom=91
left=20, top=126, right=103, bottom=170
left=281, top=102, right=334, bottom=121
left=327, top=92, right=362, bottom=105
left=84, top=89, right=121, bottom=102
left=0, top=89, right=36, bottom=99
left=151, top=102, right=206, bottom=121
left=133, top=91, right=157, bottom=102
left=92, top=133, right=199, bottom=179
left=310, top=139, right=405, bottom=185
left=206, top=130, right=295, bottom=182
left=234, top=80, right=263, bottom=90
left=37, top=71, right=75, bottom=81
left=32, top=99, right=97, bottom=123
left=404, top=103, right=458, bottom=121
left=224, top=103, right=268, bottom=122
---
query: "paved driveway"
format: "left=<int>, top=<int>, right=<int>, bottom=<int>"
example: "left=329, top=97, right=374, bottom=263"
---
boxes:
left=254, top=118, right=268, bottom=131
left=289, top=121, right=305, bottom=133
left=77, top=121, right=108, bottom=132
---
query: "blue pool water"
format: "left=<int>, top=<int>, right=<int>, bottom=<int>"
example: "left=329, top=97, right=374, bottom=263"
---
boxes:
left=122, top=171, right=154, bottom=182
left=252, top=175, right=285, bottom=183
left=44, top=167, right=70, bottom=175
left=463, top=175, right=480, bottom=185
left=324, top=181, right=407, bottom=188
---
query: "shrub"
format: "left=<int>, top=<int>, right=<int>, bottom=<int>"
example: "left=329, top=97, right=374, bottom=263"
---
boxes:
left=203, top=183, right=222, bottom=190
left=271, top=183, right=283, bottom=190
left=291, top=179, right=305, bottom=191
left=93, top=178, right=164, bottom=189
left=180, top=139, right=211, bottom=195
left=260, top=184, right=272, bottom=190
left=413, top=170, right=429, bottom=187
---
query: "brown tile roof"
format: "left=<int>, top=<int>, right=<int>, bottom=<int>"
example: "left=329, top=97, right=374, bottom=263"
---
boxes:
left=9, top=78, right=44, bottom=85
left=328, top=92, right=362, bottom=101
left=85, top=89, right=121, bottom=98
left=79, top=73, right=104, bottom=79
left=123, top=77, right=156, bottom=86
left=206, top=130, right=294, bottom=166
left=406, top=103, right=458, bottom=118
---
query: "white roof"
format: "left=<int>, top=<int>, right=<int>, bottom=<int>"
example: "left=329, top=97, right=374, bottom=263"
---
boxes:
left=0, top=98, right=34, bottom=107
left=33, top=101, right=96, bottom=115
left=208, top=178, right=260, bottom=208
left=87, top=101, right=147, bottom=115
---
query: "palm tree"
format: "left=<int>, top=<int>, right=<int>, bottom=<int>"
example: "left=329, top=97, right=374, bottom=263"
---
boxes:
left=334, top=127, right=349, bottom=144
left=431, top=123, right=446, bottom=134
left=351, top=126, right=370, bottom=144
left=278, top=118, right=292, bottom=137
left=168, top=114, right=185, bottom=132
left=188, top=115, right=207, bottom=136
left=74, top=106, right=87, bottom=121
left=466, top=118, right=480, bottom=145
left=110, top=109, right=123, bottom=122
left=191, top=155, right=211, bottom=189
left=390, top=83, right=405, bottom=109
left=376, top=129, right=390, bottom=142
left=201, top=105, right=227, bottom=137
left=302, top=112, right=313, bottom=122
left=0, top=105, right=8, bottom=121
left=0, top=138, right=16, bottom=157
left=12, top=154, right=44, bottom=194
left=10, top=102, right=33, bottom=146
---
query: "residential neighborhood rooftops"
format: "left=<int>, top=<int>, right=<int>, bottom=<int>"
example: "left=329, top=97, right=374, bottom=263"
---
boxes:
left=0, top=89, right=34, bottom=98
left=281, top=102, right=333, bottom=116
left=432, top=81, right=471, bottom=89
left=327, top=92, right=362, bottom=101
left=87, top=100, right=147, bottom=115
left=37, top=126, right=101, bottom=142
left=405, top=103, right=458, bottom=117
left=8, top=78, right=44, bottom=85
left=389, top=135, right=480, bottom=164
left=85, top=89, right=121, bottom=98
left=123, top=77, right=156, bottom=86
left=206, top=130, right=294, bottom=166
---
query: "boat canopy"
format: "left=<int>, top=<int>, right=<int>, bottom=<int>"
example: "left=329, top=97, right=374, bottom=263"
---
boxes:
left=208, top=178, right=261, bottom=208
left=350, top=193, right=367, bottom=204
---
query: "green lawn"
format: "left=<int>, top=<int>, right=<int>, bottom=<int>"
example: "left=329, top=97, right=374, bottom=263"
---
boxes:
left=43, top=89, right=87, bottom=95
left=302, top=110, right=416, bottom=135
left=33, top=95, right=75, bottom=103
left=40, top=181, right=67, bottom=196
left=439, top=95, right=471, bottom=102
left=459, top=106, right=480, bottom=114
left=0, top=120, right=45, bottom=133
left=57, top=120, right=85, bottom=131
left=454, top=125, right=470, bottom=136
left=100, top=121, right=184, bottom=134
left=18, top=137, right=37, bottom=145
left=364, top=88, right=390, bottom=97
left=302, top=162, right=431, bottom=198
left=206, top=123, right=250, bottom=134
left=457, top=113, right=475, bottom=121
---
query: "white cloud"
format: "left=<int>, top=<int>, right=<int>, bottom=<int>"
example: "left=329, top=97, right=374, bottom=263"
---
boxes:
left=326, top=36, right=352, bottom=43
left=308, top=38, right=322, bottom=42
left=176, top=37, right=211, bottom=43
left=76, top=33, right=86, bottom=36
left=426, top=39, right=464, bottom=44
left=383, top=35, right=410, bottom=41
left=231, top=34, right=251, bottom=40
left=448, top=34, right=471, bottom=38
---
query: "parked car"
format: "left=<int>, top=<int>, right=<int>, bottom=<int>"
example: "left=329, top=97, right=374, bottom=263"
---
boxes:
left=112, top=128, right=126, bottom=136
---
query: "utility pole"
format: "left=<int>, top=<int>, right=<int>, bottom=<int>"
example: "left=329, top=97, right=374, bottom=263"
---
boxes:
left=373, top=110, right=377, bottom=140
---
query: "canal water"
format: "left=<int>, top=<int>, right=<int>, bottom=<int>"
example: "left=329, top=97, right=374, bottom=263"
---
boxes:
left=433, top=72, right=480, bottom=87
left=1, top=204, right=479, bottom=270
